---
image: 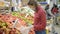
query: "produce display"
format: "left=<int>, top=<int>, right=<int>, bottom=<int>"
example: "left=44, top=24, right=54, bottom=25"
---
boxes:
left=11, top=12, right=34, bottom=25
left=0, top=1, right=60, bottom=34
left=20, top=6, right=34, bottom=17
left=0, top=20, right=20, bottom=34
left=0, top=13, right=34, bottom=34
left=0, top=10, right=53, bottom=34
left=0, top=6, right=35, bottom=34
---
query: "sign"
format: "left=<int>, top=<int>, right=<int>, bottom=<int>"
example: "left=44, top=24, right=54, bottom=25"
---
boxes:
left=40, top=2, right=48, bottom=4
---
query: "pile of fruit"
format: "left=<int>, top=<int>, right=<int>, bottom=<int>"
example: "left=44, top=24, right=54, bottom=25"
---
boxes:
left=0, top=13, right=35, bottom=34
left=0, top=20, right=20, bottom=34
left=11, top=12, right=34, bottom=25
left=11, top=12, right=35, bottom=34
left=0, top=14, right=26, bottom=28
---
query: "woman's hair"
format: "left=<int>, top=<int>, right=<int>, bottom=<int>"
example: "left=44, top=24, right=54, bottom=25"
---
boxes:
left=47, top=4, right=49, bottom=7
left=53, top=4, right=57, bottom=8
left=28, top=0, right=38, bottom=11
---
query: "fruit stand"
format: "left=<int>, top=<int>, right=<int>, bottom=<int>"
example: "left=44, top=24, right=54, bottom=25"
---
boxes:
left=0, top=1, right=58, bottom=34
left=0, top=7, right=34, bottom=34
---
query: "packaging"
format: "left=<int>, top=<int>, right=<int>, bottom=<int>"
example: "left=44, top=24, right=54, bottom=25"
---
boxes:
left=16, top=25, right=33, bottom=34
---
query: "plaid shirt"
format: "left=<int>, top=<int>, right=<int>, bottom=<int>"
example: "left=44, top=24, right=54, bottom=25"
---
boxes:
left=34, top=6, right=46, bottom=31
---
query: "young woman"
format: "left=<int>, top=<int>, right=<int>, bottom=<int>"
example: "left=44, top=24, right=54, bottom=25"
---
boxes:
left=45, top=4, right=51, bottom=20
left=28, top=0, right=46, bottom=34
left=51, top=4, right=59, bottom=25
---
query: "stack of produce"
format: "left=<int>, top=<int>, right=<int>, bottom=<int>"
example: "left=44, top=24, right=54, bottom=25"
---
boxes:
left=0, top=14, right=26, bottom=28
left=11, top=12, right=35, bottom=34
left=11, top=12, right=34, bottom=25
left=0, top=20, right=20, bottom=34
left=0, top=14, right=35, bottom=34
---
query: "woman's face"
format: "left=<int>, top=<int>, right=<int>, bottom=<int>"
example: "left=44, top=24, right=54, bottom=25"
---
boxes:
left=29, top=5, right=35, bottom=11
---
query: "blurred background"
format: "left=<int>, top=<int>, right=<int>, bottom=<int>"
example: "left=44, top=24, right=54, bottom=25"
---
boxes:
left=0, top=0, right=60, bottom=34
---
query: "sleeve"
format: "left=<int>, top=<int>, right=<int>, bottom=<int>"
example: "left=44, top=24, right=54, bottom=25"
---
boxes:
left=39, top=12, right=46, bottom=30
left=34, top=11, right=46, bottom=30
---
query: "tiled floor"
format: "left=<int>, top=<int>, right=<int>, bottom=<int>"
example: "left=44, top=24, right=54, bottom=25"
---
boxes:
left=49, top=25, right=60, bottom=34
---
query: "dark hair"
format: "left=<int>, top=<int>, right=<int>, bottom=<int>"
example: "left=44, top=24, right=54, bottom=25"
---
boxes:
left=55, top=5, right=58, bottom=8
left=28, top=0, right=38, bottom=11
left=47, top=4, right=49, bottom=7
left=53, top=4, right=57, bottom=8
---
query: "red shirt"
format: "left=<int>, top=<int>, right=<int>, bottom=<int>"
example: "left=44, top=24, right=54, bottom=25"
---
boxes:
left=51, top=7, right=58, bottom=14
left=34, top=6, right=46, bottom=31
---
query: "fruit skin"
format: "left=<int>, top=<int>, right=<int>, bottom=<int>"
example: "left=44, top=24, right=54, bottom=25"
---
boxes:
left=9, top=28, right=21, bottom=34
left=29, top=28, right=35, bottom=34
left=11, top=12, right=35, bottom=34
left=0, top=12, right=34, bottom=34
left=11, top=12, right=34, bottom=25
left=0, top=20, right=21, bottom=34
left=0, top=28, right=6, bottom=34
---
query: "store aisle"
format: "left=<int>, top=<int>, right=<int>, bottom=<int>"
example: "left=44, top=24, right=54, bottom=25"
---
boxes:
left=49, top=25, right=60, bottom=34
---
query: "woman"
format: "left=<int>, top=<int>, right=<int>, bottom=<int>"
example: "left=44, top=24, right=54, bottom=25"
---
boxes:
left=51, top=4, right=59, bottom=15
left=28, top=0, right=46, bottom=34
left=51, top=4, right=59, bottom=25
left=45, top=4, right=51, bottom=20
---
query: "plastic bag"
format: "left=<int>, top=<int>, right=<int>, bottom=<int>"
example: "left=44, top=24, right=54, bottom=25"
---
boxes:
left=17, top=25, right=33, bottom=34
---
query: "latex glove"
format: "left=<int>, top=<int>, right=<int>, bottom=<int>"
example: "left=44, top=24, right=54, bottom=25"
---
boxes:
left=19, top=26, right=32, bottom=34
left=16, top=25, right=33, bottom=34
left=29, top=25, right=34, bottom=28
